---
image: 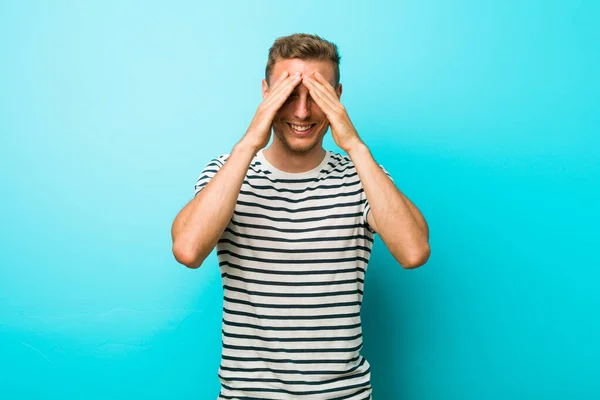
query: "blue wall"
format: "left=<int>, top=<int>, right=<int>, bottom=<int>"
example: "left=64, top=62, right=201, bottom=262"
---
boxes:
left=1, top=1, right=598, bottom=398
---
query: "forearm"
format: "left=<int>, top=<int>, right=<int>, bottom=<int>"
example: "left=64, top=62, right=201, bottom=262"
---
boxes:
left=348, top=142, right=430, bottom=268
left=171, top=141, right=257, bottom=268
left=171, top=71, right=305, bottom=268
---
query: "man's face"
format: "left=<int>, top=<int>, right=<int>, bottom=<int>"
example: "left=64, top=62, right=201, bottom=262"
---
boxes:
left=262, top=58, right=342, bottom=154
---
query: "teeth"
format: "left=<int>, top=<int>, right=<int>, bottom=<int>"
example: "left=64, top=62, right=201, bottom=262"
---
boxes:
left=290, top=124, right=312, bottom=132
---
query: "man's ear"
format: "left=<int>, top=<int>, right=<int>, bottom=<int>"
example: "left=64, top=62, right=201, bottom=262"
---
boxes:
left=262, top=79, right=269, bottom=100
left=336, top=83, right=343, bottom=99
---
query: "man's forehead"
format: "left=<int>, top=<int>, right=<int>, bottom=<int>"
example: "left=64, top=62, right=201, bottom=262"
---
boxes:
left=272, top=58, right=336, bottom=82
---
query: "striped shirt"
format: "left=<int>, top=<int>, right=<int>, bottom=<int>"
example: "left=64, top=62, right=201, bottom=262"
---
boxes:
left=194, top=149, right=391, bottom=400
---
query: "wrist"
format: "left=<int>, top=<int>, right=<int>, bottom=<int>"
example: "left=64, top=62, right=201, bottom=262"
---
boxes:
left=233, top=138, right=262, bottom=158
left=345, top=139, right=369, bottom=159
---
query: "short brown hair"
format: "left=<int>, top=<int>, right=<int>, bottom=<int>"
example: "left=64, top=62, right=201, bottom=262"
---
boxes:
left=265, top=33, right=341, bottom=85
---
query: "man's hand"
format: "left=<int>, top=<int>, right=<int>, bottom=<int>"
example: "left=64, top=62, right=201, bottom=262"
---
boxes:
left=302, top=72, right=363, bottom=153
left=241, top=71, right=302, bottom=152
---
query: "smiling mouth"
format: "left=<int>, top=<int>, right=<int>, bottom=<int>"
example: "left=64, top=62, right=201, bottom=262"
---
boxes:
left=287, top=123, right=316, bottom=135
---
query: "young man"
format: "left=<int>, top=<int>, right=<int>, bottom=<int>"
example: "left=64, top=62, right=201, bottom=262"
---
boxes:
left=171, top=33, right=430, bottom=400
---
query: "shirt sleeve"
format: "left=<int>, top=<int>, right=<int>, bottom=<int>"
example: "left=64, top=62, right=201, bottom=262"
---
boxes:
left=362, top=164, right=394, bottom=233
left=193, top=154, right=230, bottom=197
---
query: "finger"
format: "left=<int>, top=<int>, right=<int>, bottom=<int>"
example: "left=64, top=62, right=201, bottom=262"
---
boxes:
left=269, top=71, right=290, bottom=88
left=302, top=75, right=339, bottom=113
left=269, top=72, right=301, bottom=99
left=267, top=73, right=301, bottom=105
left=263, top=71, right=297, bottom=106
left=268, top=75, right=302, bottom=111
left=303, top=75, right=339, bottom=105
left=263, top=73, right=302, bottom=110
left=313, top=72, right=339, bottom=97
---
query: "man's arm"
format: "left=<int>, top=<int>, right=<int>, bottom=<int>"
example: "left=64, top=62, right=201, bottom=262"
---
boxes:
left=302, top=72, right=430, bottom=269
left=171, top=142, right=258, bottom=268
left=348, top=143, right=430, bottom=269
left=171, top=71, right=303, bottom=268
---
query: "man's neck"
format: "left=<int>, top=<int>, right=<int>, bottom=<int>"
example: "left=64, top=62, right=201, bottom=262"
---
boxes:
left=263, top=142, right=326, bottom=173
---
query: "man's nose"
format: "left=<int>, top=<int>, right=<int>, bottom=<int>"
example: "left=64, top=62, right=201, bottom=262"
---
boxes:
left=293, top=96, right=311, bottom=120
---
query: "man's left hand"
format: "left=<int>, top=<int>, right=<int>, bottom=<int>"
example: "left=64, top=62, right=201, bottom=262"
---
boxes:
left=302, top=72, right=363, bottom=153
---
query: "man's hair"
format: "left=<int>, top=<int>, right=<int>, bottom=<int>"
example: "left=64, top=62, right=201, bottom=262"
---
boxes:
left=265, top=33, right=341, bottom=85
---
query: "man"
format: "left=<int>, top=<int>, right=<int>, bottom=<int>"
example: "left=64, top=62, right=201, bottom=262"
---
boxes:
left=171, top=33, right=430, bottom=400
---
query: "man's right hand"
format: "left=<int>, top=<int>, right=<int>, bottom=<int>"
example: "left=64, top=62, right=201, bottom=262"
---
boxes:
left=241, top=71, right=302, bottom=152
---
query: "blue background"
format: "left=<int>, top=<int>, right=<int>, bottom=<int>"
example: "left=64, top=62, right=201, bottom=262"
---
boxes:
left=1, top=1, right=599, bottom=399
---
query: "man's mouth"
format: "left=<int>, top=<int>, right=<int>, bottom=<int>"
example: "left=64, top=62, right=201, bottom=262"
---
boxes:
left=287, top=123, right=316, bottom=136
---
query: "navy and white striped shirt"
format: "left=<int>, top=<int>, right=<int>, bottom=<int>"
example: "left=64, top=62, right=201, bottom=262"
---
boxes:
left=194, top=149, right=391, bottom=400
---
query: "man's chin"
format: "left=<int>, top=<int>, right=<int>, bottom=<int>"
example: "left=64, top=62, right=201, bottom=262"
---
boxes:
left=274, top=131, right=325, bottom=154
left=282, top=141, right=318, bottom=154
